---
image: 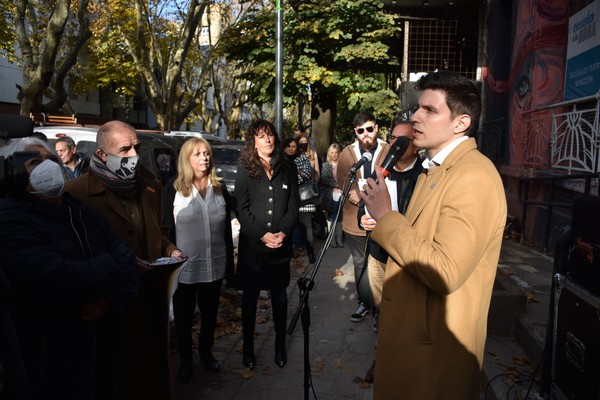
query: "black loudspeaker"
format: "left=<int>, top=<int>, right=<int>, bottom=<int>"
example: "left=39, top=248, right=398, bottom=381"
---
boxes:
left=552, top=274, right=600, bottom=400
left=569, top=196, right=600, bottom=295
left=571, top=196, right=600, bottom=243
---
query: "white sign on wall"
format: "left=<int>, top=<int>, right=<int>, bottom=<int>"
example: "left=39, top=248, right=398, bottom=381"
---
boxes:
left=564, top=0, right=600, bottom=100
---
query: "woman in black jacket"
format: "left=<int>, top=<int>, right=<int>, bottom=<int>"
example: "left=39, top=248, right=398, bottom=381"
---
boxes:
left=235, top=120, right=299, bottom=370
left=0, top=138, right=138, bottom=400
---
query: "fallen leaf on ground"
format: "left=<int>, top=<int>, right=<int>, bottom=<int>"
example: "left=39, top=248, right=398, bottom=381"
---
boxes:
left=231, top=368, right=255, bottom=379
left=358, top=381, right=371, bottom=389
left=526, top=293, right=538, bottom=303
left=512, top=355, right=530, bottom=366
left=312, top=356, right=325, bottom=373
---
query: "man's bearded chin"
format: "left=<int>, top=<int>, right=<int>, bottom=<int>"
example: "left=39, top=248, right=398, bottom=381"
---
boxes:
left=361, top=137, right=375, bottom=150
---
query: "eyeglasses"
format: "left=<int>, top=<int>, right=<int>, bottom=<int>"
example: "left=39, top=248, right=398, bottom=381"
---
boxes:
left=355, top=125, right=375, bottom=135
left=387, top=135, right=400, bottom=143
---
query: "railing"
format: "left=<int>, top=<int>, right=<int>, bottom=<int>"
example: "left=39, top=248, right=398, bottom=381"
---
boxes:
left=518, top=173, right=599, bottom=252
left=29, top=113, right=78, bottom=126
left=518, top=92, right=600, bottom=251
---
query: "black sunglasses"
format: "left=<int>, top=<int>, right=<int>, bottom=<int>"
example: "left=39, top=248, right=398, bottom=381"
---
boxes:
left=355, top=125, right=375, bottom=134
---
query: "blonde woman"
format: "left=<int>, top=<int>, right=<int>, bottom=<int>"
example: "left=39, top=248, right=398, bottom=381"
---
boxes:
left=164, top=138, right=234, bottom=382
left=321, top=143, right=343, bottom=247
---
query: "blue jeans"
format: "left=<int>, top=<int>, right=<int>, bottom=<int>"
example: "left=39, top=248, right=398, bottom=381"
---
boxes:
left=328, top=199, right=343, bottom=222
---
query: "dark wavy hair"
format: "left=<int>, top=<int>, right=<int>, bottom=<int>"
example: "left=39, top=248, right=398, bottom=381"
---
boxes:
left=282, top=137, right=298, bottom=157
left=239, top=119, right=283, bottom=181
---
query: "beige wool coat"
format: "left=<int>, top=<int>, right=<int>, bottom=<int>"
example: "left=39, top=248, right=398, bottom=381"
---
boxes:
left=371, top=138, right=507, bottom=399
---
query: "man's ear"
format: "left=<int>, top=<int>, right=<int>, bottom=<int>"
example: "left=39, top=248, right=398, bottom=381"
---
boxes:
left=95, top=148, right=106, bottom=162
left=453, top=114, right=471, bottom=135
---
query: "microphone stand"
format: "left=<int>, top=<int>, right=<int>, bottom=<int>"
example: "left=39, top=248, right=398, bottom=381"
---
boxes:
left=287, top=169, right=358, bottom=400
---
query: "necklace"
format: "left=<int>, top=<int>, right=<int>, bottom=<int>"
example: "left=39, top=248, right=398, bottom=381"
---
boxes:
left=259, top=157, right=273, bottom=179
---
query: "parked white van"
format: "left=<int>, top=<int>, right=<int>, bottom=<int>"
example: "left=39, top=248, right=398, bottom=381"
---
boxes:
left=33, top=126, right=99, bottom=143
left=33, top=126, right=183, bottom=188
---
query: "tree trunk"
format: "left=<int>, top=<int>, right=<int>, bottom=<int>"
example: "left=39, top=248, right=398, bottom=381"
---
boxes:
left=311, top=85, right=337, bottom=157
left=15, top=0, right=91, bottom=117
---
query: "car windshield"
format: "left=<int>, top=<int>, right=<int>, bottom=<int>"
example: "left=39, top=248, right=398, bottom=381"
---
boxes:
left=212, top=147, right=241, bottom=163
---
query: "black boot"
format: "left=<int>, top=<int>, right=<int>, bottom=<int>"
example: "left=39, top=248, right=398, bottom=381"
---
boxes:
left=307, top=243, right=316, bottom=264
left=178, top=361, right=193, bottom=383
left=199, top=350, right=220, bottom=373
left=243, top=342, right=256, bottom=370
left=275, top=334, right=287, bottom=368
left=242, top=306, right=256, bottom=370
left=272, top=293, right=288, bottom=368
left=199, top=336, right=220, bottom=373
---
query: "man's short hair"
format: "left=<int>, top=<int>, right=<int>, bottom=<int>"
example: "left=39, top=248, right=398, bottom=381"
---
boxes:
left=30, top=132, right=48, bottom=142
left=392, top=120, right=413, bottom=130
left=352, top=111, right=376, bottom=128
left=417, top=70, right=481, bottom=135
left=56, top=136, right=76, bottom=149
left=97, top=120, right=137, bottom=149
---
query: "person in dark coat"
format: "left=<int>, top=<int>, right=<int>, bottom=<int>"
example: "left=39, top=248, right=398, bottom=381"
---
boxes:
left=0, top=137, right=138, bottom=400
left=65, top=120, right=184, bottom=400
left=235, top=120, right=299, bottom=370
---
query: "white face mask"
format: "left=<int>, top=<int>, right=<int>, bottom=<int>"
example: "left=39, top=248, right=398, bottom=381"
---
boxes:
left=29, top=159, right=65, bottom=198
left=105, top=153, right=139, bottom=180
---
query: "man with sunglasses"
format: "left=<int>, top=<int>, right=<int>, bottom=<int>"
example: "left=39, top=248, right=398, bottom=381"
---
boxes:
left=66, top=120, right=184, bottom=400
left=336, top=111, right=389, bottom=323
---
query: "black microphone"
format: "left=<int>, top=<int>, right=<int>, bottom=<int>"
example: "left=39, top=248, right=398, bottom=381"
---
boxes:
left=370, top=136, right=411, bottom=182
left=349, top=152, right=373, bottom=174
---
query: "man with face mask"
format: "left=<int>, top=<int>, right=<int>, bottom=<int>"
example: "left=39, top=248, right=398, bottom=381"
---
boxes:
left=65, top=120, right=185, bottom=400
left=0, top=137, right=138, bottom=399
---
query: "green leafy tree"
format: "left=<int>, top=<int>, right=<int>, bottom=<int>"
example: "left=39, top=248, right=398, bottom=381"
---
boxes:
left=0, top=0, right=16, bottom=59
left=73, top=1, right=140, bottom=101
left=11, top=0, right=93, bottom=116
left=221, top=0, right=402, bottom=151
left=94, top=0, right=210, bottom=130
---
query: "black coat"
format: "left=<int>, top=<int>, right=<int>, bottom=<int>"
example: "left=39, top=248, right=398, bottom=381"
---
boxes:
left=235, top=158, right=299, bottom=290
left=358, top=162, right=423, bottom=262
left=0, top=193, right=138, bottom=399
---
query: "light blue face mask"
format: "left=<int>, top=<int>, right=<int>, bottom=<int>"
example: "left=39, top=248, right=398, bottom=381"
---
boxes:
left=29, top=159, right=65, bottom=198
left=105, top=153, right=139, bottom=180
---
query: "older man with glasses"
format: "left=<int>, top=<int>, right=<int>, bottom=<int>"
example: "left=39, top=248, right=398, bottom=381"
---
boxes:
left=336, top=111, right=389, bottom=323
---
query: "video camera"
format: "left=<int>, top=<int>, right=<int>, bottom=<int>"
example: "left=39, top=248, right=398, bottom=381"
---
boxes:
left=0, top=115, right=38, bottom=196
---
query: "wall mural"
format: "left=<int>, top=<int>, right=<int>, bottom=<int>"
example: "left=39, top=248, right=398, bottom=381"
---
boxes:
left=509, top=0, right=569, bottom=170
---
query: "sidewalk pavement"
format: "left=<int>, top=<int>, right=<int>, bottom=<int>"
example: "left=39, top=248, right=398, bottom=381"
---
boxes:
left=482, top=238, right=554, bottom=400
left=173, top=239, right=376, bottom=400
left=172, top=237, right=554, bottom=400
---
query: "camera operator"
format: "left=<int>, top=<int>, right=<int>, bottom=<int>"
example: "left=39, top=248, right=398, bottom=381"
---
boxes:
left=0, top=137, right=138, bottom=399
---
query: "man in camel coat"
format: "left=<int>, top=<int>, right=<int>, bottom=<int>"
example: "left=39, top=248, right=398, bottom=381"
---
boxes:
left=361, top=70, right=507, bottom=399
